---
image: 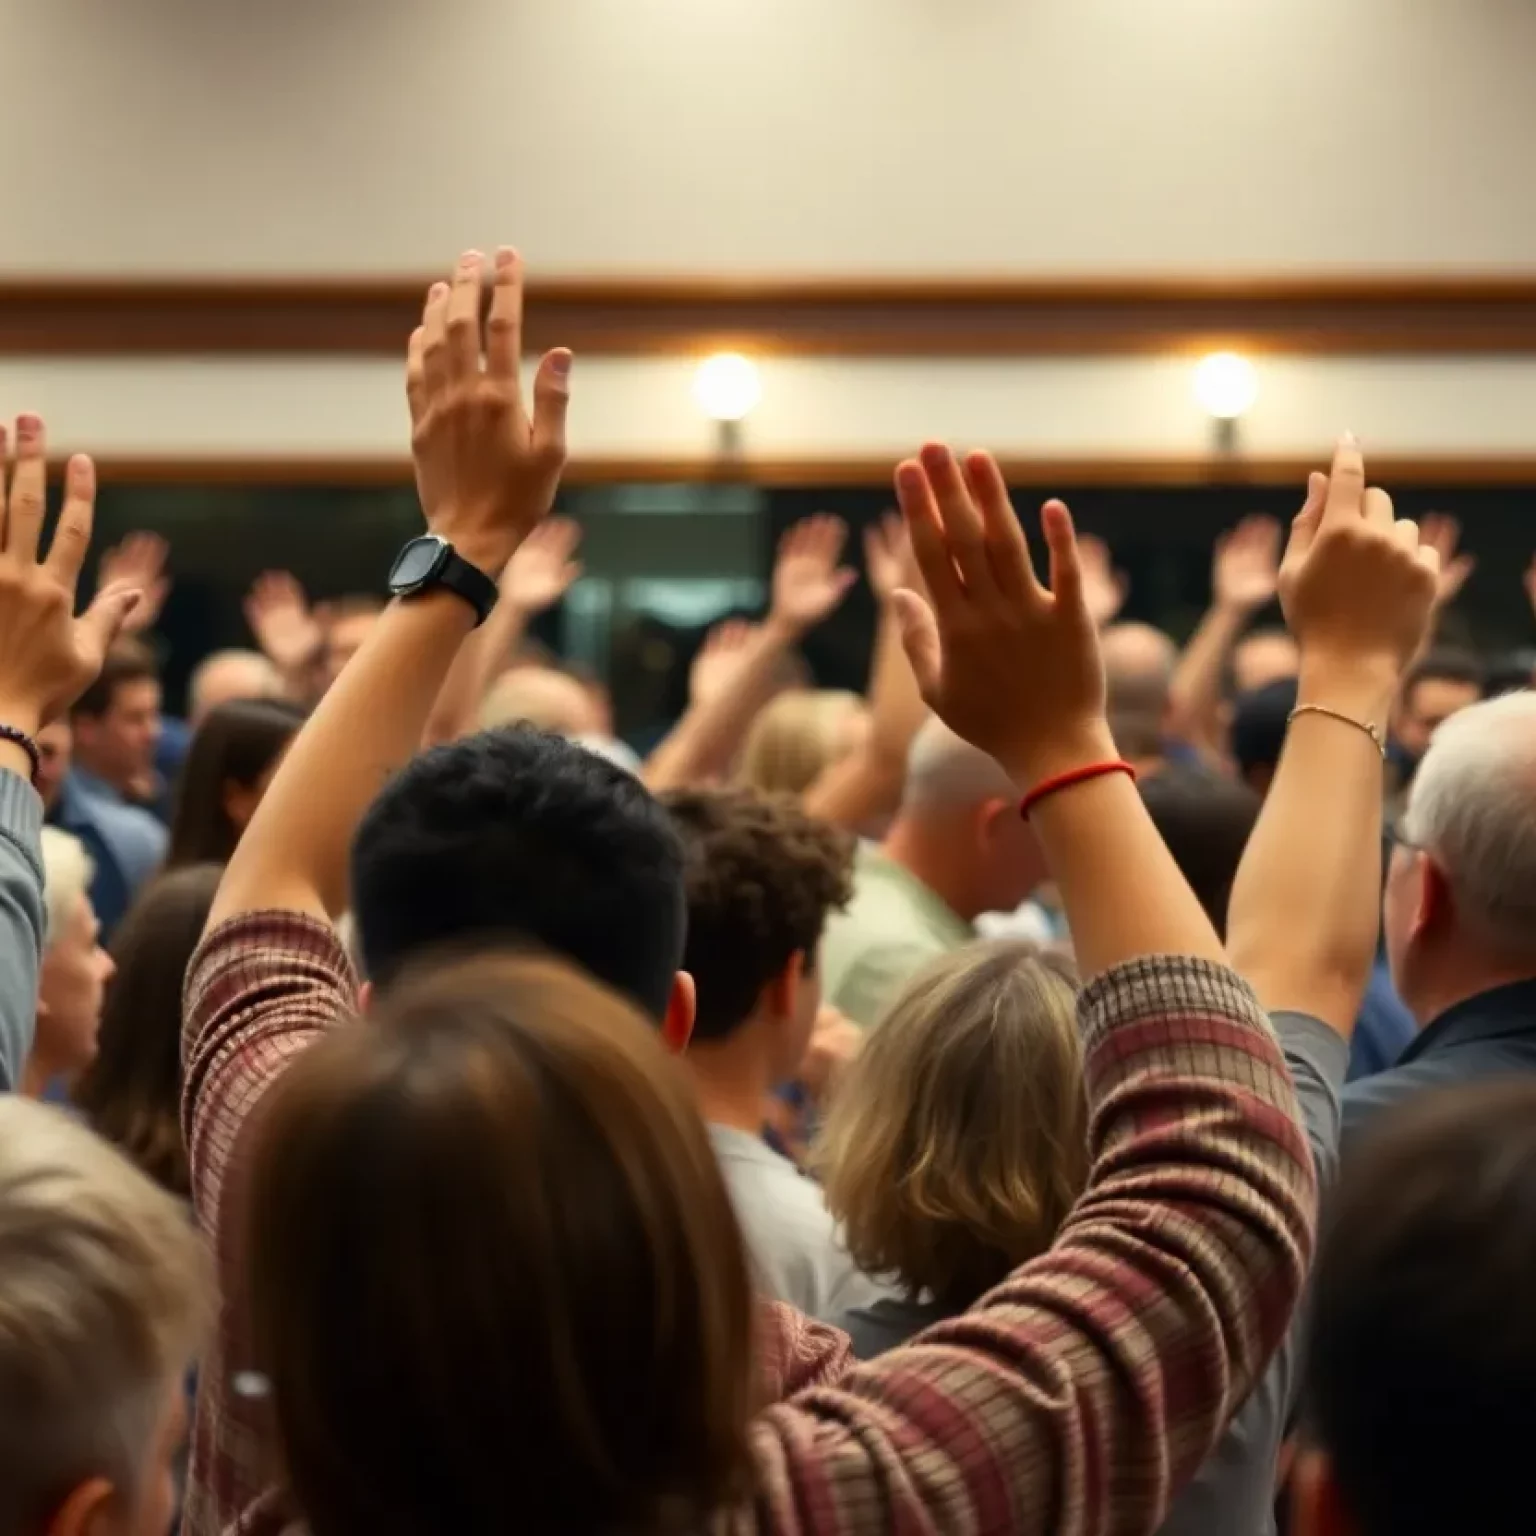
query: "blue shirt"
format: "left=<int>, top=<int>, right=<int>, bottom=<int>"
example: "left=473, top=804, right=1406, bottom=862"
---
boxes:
left=1341, top=976, right=1536, bottom=1150
left=51, top=772, right=167, bottom=939
left=1347, top=956, right=1418, bottom=1081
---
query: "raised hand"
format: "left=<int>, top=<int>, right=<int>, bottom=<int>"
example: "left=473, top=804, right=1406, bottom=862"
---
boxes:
left=406, top=247, right=571, bottom=577
left=891, top=443, right=1109, bottom=784
left=1077, top=534, right=1128, bottom=628
left=863, top=511, right=913, bottom=606
left=1419, top=512, right=1475, bottom=612
left=1278, top=437, right=1439, bottom=681
left=501, top=516, right=583, bottom=615
left=1526, top=555, right=1536, bottom=619
left=97, top=531, right=171, bottom=634
left=769, top=514, right=857, bottom=635
left=0, top=417, right=141, bottom=732
left=689, top=618, right=760, bottom=707
left=245, top=571, right=325, bottom=674
left=1213, top=514, right=1282, bottom=614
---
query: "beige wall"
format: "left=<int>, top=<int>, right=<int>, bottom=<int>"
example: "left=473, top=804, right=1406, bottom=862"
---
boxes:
left=8, top=0, right=1536, bottom=276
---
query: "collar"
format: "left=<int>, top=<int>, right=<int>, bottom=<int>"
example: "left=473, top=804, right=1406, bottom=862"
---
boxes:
left=862, top=844, right=973, bottom=942
left=1399, top=976, right=1536, bottom=1062
left=68, top=766, right=126, bottom=805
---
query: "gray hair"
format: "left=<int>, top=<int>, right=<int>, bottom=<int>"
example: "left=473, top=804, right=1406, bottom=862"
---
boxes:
left=1401, top=690, right=1536, bottom=955
left=0, top=1097, right=210, bottom=1527
left=901, top=719, right=1015, bottom=813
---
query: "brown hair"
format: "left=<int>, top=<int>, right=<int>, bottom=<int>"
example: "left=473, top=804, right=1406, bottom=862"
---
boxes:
left=816, top=940, right=1088, bottom=1309
left=73, top=864, right=222, bottom=1197
left=737, top=689, right=867, bottom=797
left=244, top=951, right=757, bottom=1535
left=71, top=638, right=158, bottom=720
left=665, top=787, right=855, bottom=1042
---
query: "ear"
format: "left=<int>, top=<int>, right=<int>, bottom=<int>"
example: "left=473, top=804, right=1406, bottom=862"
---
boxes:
left=662, top=972, right=696, bottom=1054
left=45, top=1475, right=114, bottom=1536
left=1287, top=1447, right=1358, bottom=1536
left=1416, top=854, right=1454, bottom=940
left=976, top=796, right=1015, bottom=847
left=356, top=979, right=374, bottom=1015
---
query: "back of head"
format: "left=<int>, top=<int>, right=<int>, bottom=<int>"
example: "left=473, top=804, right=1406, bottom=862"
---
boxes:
left=1397, top=689, right=1536, bottom=959
left=737, top=689, right=866, bottom=797
left=0, top=1096, right=208, bottom=1534
left=351, top=727, right=687, bottom=1019
left=1138, top=769, right=1261, bottom=938
left=1229, top=675, right=1298, bottom=792
left=479, top=665, right=604, bottom=738
left=1101, top=622, right=1176, bottom=764
left=900, top=718, right=1016, bottom=818
left=188, top=649, right=282, bottom=725
left=665, top=786, right=855, bottom=1042
left=246, top=951, right=754, bottom=1536
left=817, top=940, right=1087, bottom=1308
left=168, top=699, right=306, bottom=868
left=74, top=864, right=223, bottom=1197
left=1308, top=1078, right=1536, bottom=1536
left=40, top=827, right=94, bottom=951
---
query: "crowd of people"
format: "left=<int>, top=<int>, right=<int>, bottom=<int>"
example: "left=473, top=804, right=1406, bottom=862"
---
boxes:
left=1, top=247, right=1533, bottom=1535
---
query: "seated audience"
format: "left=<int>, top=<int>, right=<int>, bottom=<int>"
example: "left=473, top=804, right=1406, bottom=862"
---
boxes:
left=180, top=261, right=1311, bottom=1535
left=74, top=864, right=221, bottom=1197
left=0, top=1096, right=209, bottom=1536
left=1296, top=1077, right=1536, bottom=1536
left=1388, top=645, right=1482, bottom=776
left=817, top=939, right=1086, bottom=1355
left=665, top=785, right=883, bottom=1318
left=27, top=828, right=114, bottom=1097
left=737, top=688, right=869, bottom=796
left=188, top=648, right=282, bottom=726
left=818, top=717, right=1047, bottom=1026
left=166, top=698, right=305, bottom=868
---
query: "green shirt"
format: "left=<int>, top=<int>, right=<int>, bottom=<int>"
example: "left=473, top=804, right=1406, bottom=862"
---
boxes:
left=819, top=844, right=972, bottom=1028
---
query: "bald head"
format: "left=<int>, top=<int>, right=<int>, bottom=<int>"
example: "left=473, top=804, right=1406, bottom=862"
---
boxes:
left=189, top=650, right=281, bottom=726
left=480, top=667, right=605, bottom=739
left=1100, top=622, right=1177, bottom=687
left=901, top=719, right=1016, bottom=815
left=1100, top=622, right=1176, bottom=761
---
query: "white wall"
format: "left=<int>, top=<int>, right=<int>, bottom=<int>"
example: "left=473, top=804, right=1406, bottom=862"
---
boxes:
left=6, top=354, right=1533, bottom=464
left=6, top=0, right=1536, bottom=276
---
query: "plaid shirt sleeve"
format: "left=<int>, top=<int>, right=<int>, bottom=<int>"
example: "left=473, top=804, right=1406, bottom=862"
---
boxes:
left=180, top=910, right=357, bottom=1536
left=735, top=954, right=1316, bottom=1536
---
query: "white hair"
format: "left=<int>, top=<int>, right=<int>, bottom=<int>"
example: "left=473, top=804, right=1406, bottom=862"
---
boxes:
left=901, top=718, right=1016, bottom=813
left=1402, top=690, right=1536, bottom=954
left=0, top=1097, right=209, bottom=1526
left=39, top=827, right=95, bottom=950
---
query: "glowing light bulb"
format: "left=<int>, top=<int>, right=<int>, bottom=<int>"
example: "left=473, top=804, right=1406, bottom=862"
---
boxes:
left=1193, top=351, right=1259, bottom=420
left=693, top=352, right=762, bottom=422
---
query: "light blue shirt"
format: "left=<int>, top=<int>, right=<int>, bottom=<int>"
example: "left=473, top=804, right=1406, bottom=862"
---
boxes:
left=53, top=771, right=166, bottom=938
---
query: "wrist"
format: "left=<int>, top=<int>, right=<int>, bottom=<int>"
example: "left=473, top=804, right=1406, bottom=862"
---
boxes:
left=1297, top=654, right=1399, bottom=724
left=0, top=702, right=43, bottom=739
left=762, top=611, right=805, bottom=647
left=998, top=722, right=1120, bottom=793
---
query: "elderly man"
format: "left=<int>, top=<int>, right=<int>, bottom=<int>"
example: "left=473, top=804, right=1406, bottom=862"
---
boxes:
left=188, top=649, right=282, bottom=727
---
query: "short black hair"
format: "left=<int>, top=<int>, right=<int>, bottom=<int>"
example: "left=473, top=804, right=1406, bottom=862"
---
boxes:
left=1228, top=676, right=1298, bottom=782
left=352, top=729, right=686, bottom=1020
left=665, top=788, right=854, bottom=1043
left=1308, top=1078, right=1536, bottom=1535
left=1402, top=646, right=1484, bottom=704
left=1138, top=769, right=1260, bottom=938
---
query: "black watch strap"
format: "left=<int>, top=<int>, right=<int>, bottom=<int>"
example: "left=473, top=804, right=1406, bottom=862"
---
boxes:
left=434, top=545, right=499, bottom=627
left=389, top=535, right=499, bottom=627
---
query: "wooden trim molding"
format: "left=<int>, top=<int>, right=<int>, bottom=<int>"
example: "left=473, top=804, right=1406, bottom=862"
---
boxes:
left=78, top=454, right=1536, bottom=489
left=6, top=276, right=1536, bottom=358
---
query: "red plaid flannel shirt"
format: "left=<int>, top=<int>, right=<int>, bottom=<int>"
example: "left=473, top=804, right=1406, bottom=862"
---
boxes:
left=182, top=911, right=1313, bottom=1536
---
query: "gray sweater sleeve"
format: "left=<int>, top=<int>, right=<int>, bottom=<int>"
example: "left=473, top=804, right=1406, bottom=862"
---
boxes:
left=1155, top=1011, right=1346, bottom=1536
left=0, top=769, right=45, bottom=1091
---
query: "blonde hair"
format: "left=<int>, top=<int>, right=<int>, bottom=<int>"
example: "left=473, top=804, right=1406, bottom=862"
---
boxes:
left=737, top=689, right=866, bottom=797
left=479, top=667, right=602, bottom=737
left=39, top=826, right=95, bottom=949
left=0, top=1096, right=210, bottom=1529
left=816, top=940, right=1088, bottom=1308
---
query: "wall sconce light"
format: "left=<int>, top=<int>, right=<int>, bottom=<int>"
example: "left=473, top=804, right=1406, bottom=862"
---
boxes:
left=1193, top=351, right=1259, bottom=455
left=694, top=352, right=761, bottom=461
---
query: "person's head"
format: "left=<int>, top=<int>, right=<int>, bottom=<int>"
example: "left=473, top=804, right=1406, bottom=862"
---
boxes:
left=1138, top=769, right=1261, bottom=937
left=73, top=865, right=222, bottom=1198
left=34, top=719, right=72, bottom=815
left=32, top=829, right=114, bottom=1093
left=1100, top=623, right=1177, bottom=768
left=816, top=940, right=1086, bottom=1309
left=0, top=1096, right=208, bottom=1536
left=665, top=787, right=854, bottom=1082
left=1229, top=676, right=1298, bottom=797
left=737, top=689, right=870, bottom=798
left=1230, top=626, right=1300, bottom=695
left=1294, top=1078, right=1536, bottom=1536
left=1384, top=690, right=1536, bottom=1023
left=886, top=719, right=1047, bottom=921
left=479, top=665, right=607, bottom=738
left=69, top=640, right=162, bottom=793
left=1392, top=648, right=1483, bottom=766
left=166, top=699, right=305, bottom=868
left=244, top=951, right=754, bottom=1536
left=188, top=648, right=281, bottom=727
left=351, top=728, right=691, bottom=1034
left=321, top=596, right=384, bottom=691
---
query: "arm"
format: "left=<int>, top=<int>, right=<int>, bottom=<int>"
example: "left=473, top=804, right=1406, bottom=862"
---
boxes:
left=0, top=772, right=44, bottom=1089
left=1227, top=450, right=1439, bottom=1032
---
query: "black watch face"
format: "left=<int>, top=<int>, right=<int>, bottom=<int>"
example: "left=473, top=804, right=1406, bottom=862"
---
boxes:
left=391, top=537, right=447, bottom=592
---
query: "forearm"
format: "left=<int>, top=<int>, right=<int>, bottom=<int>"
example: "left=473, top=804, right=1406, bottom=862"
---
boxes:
left=422, top=598, right=530, bottom=747
left=1227, top=659, right=1394, bottom=1033
left=1168, top=602, right=1248, bottom=747
left=0, top=770, right=44, bottom=1089
left=643, top=621, right=799, bottom=793
left=210, top=592, right=475, bottom=929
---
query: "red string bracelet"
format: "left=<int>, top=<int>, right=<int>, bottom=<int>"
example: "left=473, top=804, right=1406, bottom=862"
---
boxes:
left=1019, top=759, right=1136, bottom=821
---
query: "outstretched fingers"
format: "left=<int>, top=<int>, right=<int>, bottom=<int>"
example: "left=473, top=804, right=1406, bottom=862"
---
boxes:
left=44, top=453, right=97, bottom=589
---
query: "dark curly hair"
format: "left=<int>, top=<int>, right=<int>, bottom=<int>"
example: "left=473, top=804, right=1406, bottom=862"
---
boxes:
left=663, top=787, right=855, bottom=1044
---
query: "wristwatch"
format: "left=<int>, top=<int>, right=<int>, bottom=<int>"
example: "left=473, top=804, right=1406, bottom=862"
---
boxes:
left=387, top=535, right=499, bottom=627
